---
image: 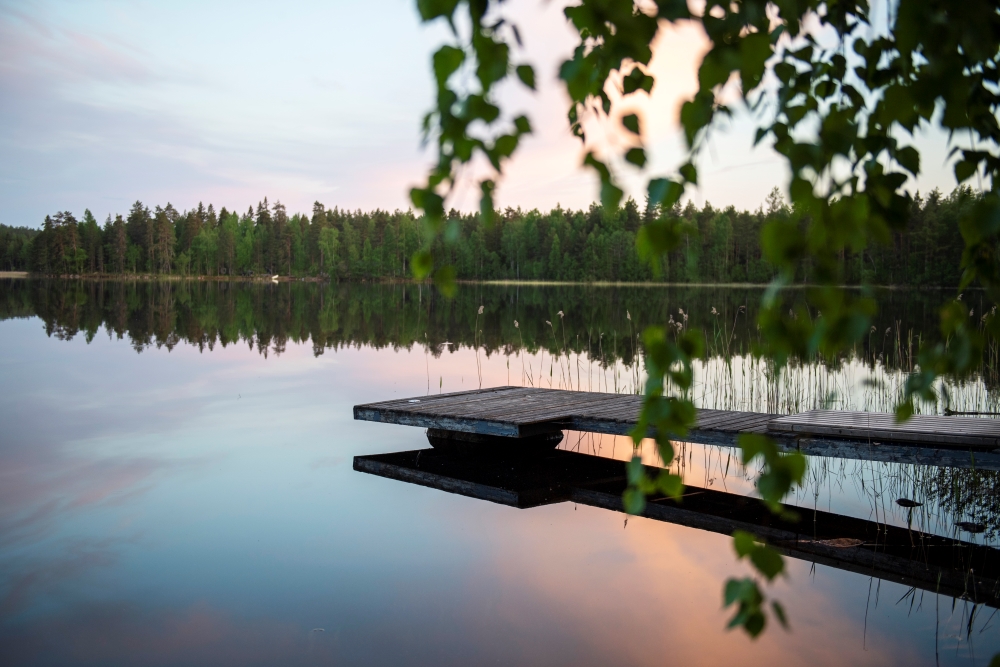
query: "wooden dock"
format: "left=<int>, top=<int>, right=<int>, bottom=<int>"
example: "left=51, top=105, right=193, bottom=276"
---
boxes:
left=354, top=386, right=1000, bottom=470
left=354, top=447, right=1000, bottom=608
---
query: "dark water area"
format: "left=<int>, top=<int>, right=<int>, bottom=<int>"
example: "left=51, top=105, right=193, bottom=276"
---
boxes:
left=1, top=278, right=998, bottom=666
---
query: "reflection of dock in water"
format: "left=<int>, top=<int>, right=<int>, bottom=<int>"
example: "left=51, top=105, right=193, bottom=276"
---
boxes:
left=355, top=387, right=1000, bottom=470
left=354, top=447, right=1000, bottom=608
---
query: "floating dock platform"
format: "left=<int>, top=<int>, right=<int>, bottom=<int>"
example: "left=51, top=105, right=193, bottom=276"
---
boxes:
left=354, top=386, right=1000, bottom=607
left=354, top=386, right=1000, bottom=470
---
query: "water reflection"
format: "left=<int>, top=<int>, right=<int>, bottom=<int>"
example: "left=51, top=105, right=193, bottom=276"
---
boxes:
left=558, top=430, right=1000, bottom=548
left=2, top=279, right=999, bottom=665
left=0, top=277, right=974, bottom=362
left=2, top=278, right=998, bottom=415
left=355, top=445, right=1000, bottom=606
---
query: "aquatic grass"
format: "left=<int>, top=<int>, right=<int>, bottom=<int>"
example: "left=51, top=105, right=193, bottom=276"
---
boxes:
left=513, top=319, right=532, bottom=387
left=475, top=304, right=483, bottom=389
left=608, top=431, right=1000, bottom=547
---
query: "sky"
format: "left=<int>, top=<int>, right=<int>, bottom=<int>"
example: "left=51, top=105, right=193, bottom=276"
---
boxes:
left=0, top=0, right=968, bottom=228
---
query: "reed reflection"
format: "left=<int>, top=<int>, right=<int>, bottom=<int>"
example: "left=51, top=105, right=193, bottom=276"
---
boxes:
left=356, top=443, right=999, bottom=650
left=6, top=277, right=1000, bottom=543
left=4, top=278, right=1000, bottom=410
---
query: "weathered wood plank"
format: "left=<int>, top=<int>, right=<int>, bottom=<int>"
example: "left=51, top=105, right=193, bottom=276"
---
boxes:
left=704, top=413, right=775, bottom=432
left=355, top=387, right=1000, bottom=456
left=770, top=410, right=1000, bottom=448
left=360, top=386, right=534, bottom=414
left=437, top=393, right=639, bottom=426
left=774, top=410, right=1000, bottom=431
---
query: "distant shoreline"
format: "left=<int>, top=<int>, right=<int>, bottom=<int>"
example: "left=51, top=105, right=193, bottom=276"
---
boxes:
left=0, top=272, right=969, bottom=291
left=462, top=279, right=960, bottom=290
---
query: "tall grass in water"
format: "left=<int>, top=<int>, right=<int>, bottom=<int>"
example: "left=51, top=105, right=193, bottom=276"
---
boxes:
left=451, top=303, right=1000, bottom=563
left=475, top=305, right=483, bottom=389
left=513, top=320, right=531, bottom=387
left=557, top=428, right=1000, bottom=547
left=486, top=300, right=1000, bottom=415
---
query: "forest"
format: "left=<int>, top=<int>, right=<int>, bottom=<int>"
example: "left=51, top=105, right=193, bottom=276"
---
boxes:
left=0, top=186, right=981, bottom=286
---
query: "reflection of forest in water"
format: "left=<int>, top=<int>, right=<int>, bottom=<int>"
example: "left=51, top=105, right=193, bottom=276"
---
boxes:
left=3, top=278, right=999, bottom=410
left=0, top=277, right=982, bottom=359
left=2, top=278, right=998, bottom=550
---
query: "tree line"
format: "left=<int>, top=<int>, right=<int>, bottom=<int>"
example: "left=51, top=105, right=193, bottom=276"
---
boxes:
left=0, top=186, right=981, bottom=286
left=0, top=224, right=35, bottom=271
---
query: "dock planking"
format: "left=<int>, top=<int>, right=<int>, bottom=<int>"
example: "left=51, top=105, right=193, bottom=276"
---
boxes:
left=771, top=410, right=1000, bottom=447
left=354, top=386, right=1000, bottom=470
left=354, top=386, right=779, bottom=439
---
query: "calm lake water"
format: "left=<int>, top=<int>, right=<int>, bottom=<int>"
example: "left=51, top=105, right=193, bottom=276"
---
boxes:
left=1, top=278, right=998, bottom=666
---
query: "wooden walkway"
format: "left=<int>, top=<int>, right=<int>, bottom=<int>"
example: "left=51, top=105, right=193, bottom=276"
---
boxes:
left=355, top=448, right=1000, bottom=608
left=771, top=410, right=1000, bottom=447
left=354, top=386, right=1000, bottom=469
left=354, top=386, right=775, bottom=438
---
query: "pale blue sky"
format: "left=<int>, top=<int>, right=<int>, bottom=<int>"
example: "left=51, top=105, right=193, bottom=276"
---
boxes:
left=0, top=0, right=965, bottom=227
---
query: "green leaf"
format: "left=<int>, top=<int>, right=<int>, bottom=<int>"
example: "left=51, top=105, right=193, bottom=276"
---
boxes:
left=584, top=153, right=623, bottom=211
left=738, top=433, right=770, bottom=465
left=749, top=544, right=785, bottom=580
left=679, top=93, right=713, bottom=146
left=722, top=577, right=767, bottom=637
left=432, top=45, right=465, bottom=86
left=623, top=67, right=655, bottom=95
left=626, top=455, right=645, bottom=485
left=739, top=433, right=805, bottom=512
left=744, top=612, right=765, bottom=637
left=895, top=399, right=914, bottom=423
left=625, top=147, right=647, bottom=167
left=584, top=152, right=611, bottom=180
left=410, top=187, right=444, bottom=221
left=601, top=181, right=624, bottom=212
left=416, top=0, right=460, bottom=21
left=647, top=178, right=683, bottom=209
left=679, top=162, right=697, bottom=185
left=656, top=472, right=683, bottom=500
left=473, top=33, right=509, bottom=88
left=516, top=64, right=536, bottom=90
left=656, top=0, right=690, bottom=20
left=495, top=133, right=518, bottom=157
left=480, top=180, right=495, bottom=226
left=514, top=115, right=532, bottom=135
left=895, top=146, right=920, bottom=176
left=465, top=95, right=500, bottom=123
left=443, top=219, right=460, bottom=243
left=733, top=530, right=757, bottom=557
left=724, top=577, right=755, bottom=606
left=623, top=487, right=646, bottom=514
left=622, top=113, right=641, bottom=135
left=636, top=218, right=685, bottom=272
left=739, top=32, right=772, bottom=91
left=955, top=159, right=978, bottom=183
left=782, top=451, right=807, bottom=484
left=432, top=265, right=456, bottom=297
left=881, top=84, right=919, bottom=131
left=699, top=47, right=739, bottom=90
left=411, top=249, right=433, bottom=279
left=771, top=601, right=789, bottom=629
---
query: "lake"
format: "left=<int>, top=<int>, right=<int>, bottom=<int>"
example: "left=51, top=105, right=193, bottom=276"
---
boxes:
left=1, top=278, right=997, bottom=666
